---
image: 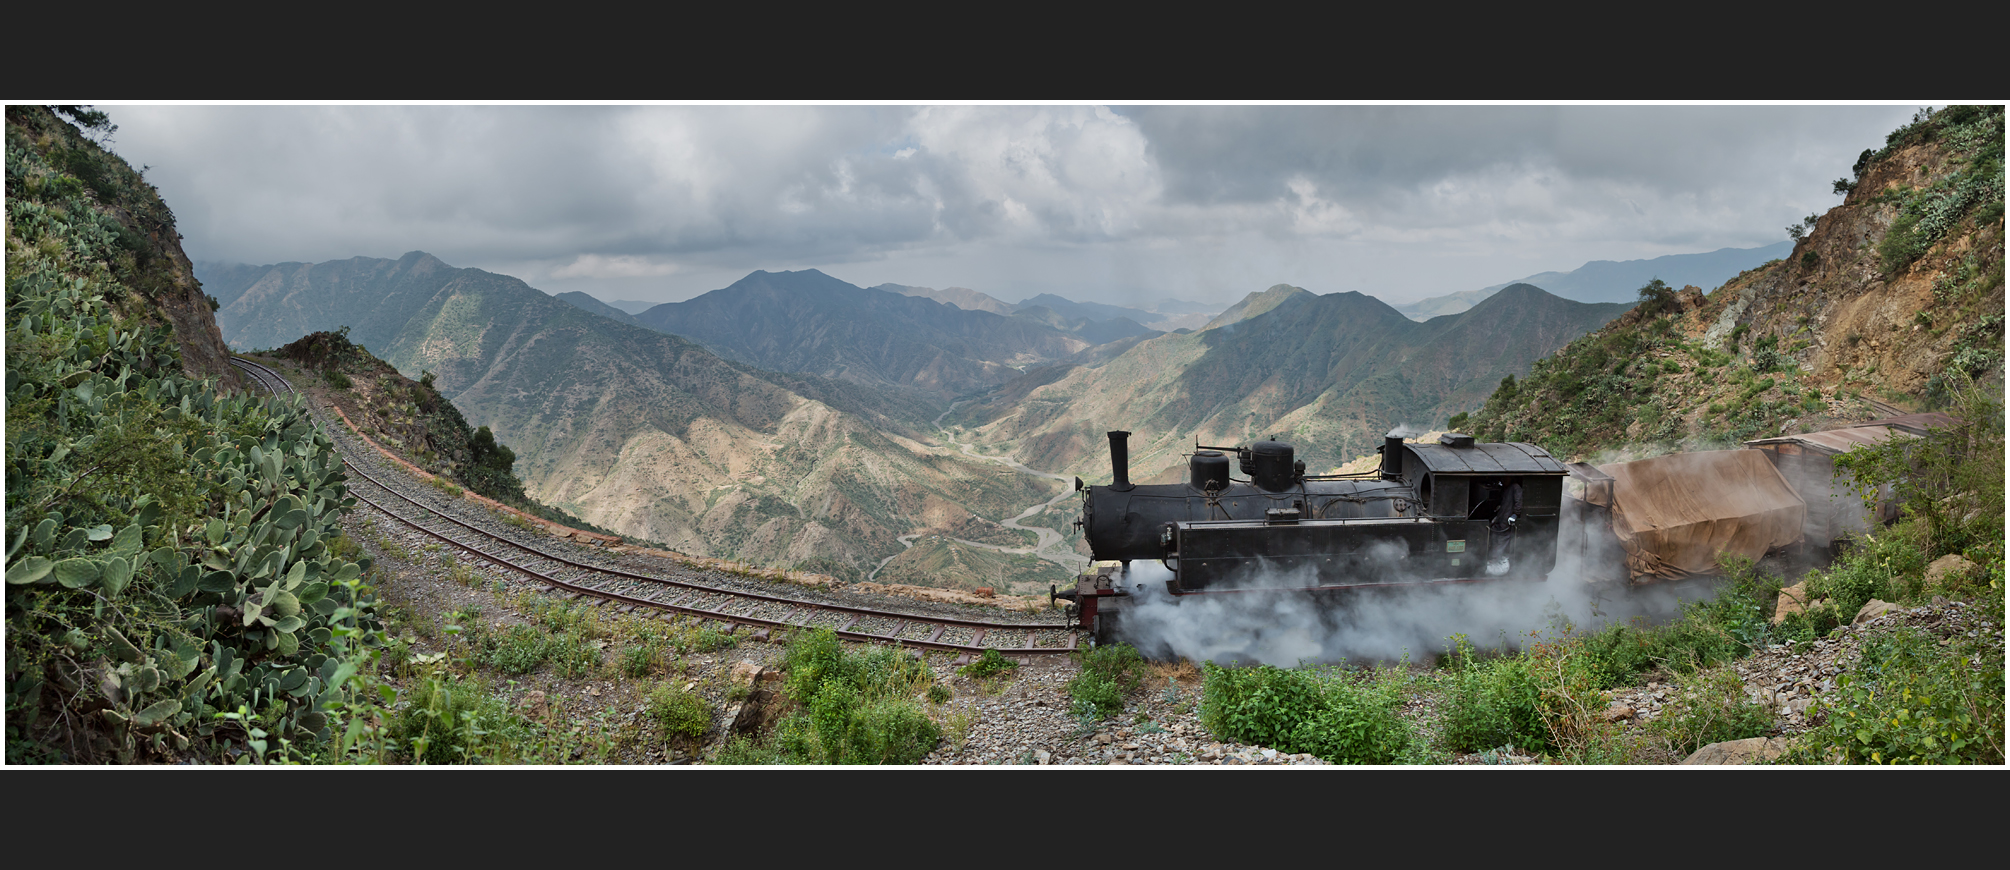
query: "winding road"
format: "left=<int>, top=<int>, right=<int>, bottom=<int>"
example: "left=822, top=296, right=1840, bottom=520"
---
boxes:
left=867, top=399, right=1091, bottom=582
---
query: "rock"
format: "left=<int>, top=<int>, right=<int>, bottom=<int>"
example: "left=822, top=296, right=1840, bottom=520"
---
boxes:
left=1854, top=599, right=1903, bottom=625
left=1772, top=581, right=1814, bottom=624
left=728, top=661, right=764, bottom=687
left=1601, top=704, right=1636, bottom=723
left=1034, top=749, right=1051, bottom=765
left=1680, top=737, right=1789, bottom=765
left=1926, top=555, right=1978, bottom=592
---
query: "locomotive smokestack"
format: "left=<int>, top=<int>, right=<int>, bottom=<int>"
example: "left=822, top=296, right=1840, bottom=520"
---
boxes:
left=1382, top=429, right=1405, bottom=480
left=1107, top=430, right=1134, bottom=491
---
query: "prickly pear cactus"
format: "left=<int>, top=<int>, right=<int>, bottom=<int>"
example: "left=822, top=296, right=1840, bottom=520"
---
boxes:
left=7, top=107, right=384, bottom=763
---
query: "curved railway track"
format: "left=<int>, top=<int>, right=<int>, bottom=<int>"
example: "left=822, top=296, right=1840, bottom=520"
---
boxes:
left=229, top=356, right=1078, bottom=658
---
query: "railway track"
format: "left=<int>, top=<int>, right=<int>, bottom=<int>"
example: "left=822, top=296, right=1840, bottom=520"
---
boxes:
left=229, top=356, right=1078, bottom=658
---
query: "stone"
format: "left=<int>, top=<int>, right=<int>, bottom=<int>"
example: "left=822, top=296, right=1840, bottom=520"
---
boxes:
left=1854, top=599, right=1903, bottom=625
left=1772, top=581, right=1814, bottom=624
left=1601, top=704, right=1636, bottom=723
left=729, top=660, right=765, bottom=687
left=1034, top=749, right=1051, bottom=765
left=1925, top=555, right=1978, bottom=592
left=1679, top=737, right=1789, bottom=765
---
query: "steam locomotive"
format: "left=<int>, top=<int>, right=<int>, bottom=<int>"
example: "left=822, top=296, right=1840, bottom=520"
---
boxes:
left=1055, top=430, right=1568, bottom=645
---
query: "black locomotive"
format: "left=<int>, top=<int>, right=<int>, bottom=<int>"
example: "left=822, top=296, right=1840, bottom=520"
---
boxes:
left=1057, top=430, right=1567, bottom=644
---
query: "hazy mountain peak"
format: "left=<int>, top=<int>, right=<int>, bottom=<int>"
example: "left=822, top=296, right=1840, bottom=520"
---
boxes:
left=1201, top=284, right=1313, bottom=331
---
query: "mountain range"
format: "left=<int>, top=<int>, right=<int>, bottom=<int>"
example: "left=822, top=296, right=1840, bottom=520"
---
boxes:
left=950, top=283, right=1631, bottom=484
left=200, top=253, right=1057, bottom=581
left=1394, top=242, right=1794, bottom=320
left=205, top=257, right=1631, bottom=585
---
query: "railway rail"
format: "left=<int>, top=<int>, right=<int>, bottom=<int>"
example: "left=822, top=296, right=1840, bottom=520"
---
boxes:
left=229, top=356, right=1077, bottom=659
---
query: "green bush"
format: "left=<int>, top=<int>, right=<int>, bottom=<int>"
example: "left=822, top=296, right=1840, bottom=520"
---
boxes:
left=1068, top=643, right=1145, bottom=719
left=648, top=684, right=713, bottom=740
left=477, top=624, right=551, bottom=676
left=1437, top=638, right=1548, bottom=754
left=391, top=674, right=497, bottom=765
left=1198, top=662, right=1412, bottom=764
left=753, top=629, right=940, bottom=764
left=958, top=648, right=1018, bottom=679
left=620, top=638, right=659, bottom=678
left=1790, top=628, right=2004, bottom=764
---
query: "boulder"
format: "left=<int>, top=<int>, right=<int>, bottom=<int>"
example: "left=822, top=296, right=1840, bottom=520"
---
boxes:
left=1679, top=736, right=1789, bottom=765
left=728, top=660, right=765, bottom=687
left=1772, top=581, right=1814, bottom=624
left=1853, top=599, right=1903, bottom=625
left=1925, top=554, right=1979, bottom=593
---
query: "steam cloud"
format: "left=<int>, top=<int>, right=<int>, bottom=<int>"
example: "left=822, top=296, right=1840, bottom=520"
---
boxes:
left=1108, top=509, right=1715, bottom=666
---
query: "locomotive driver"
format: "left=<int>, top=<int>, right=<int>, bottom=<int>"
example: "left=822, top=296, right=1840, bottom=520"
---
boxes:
left=1484, top=477, right=1522, bottom=576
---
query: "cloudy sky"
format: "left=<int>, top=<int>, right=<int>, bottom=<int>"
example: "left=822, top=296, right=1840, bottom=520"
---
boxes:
left=101, top=103, right=1920, bottom=309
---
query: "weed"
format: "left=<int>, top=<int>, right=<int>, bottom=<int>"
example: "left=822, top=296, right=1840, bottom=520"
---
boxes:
left=1788, top=627, right=2004, bottom=764
left=1067, top=642, right=1145, bottom=719
left=744, top=629, right=942, bottom=764
left=1198, top=661, right=1414, bottom=764
left=620, top=637, right=660, bottom=678
left=1647, top=669, right=1774, bottom=757
left=958, top=648, right=1018, bottom=679
left=648, top=683, right=713, bottom=741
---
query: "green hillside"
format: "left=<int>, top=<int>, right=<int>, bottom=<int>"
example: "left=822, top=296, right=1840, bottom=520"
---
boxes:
left=7, top=106, right=383, bottom=763
left=1466, top=105, right=2004, bottom=461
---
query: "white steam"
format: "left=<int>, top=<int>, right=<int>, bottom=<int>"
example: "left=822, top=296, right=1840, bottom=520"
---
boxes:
left=1108, top=510, right=1716, bottom=666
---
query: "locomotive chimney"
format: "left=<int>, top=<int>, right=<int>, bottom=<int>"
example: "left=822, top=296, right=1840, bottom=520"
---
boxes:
left=1106, top=430, right=1134, bottom=491
left=1381, top=429, right=1405, bottom=480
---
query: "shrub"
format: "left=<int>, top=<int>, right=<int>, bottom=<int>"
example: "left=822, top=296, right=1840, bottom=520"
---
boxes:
left=648, top=684, right=713, bottom=740
left=1790, top=628, right=2004, bottom=764
left=1068, top=643, right=1146, bottom=719
left=478, top=624, right=552, bottom=676
left=1437, top=637, right=1548, bottom=754
left=620, top=638, right=660, bottom=678
left=391, top=675, right=498, bottom=764
left=758, top=629, right=940, bottom=764
left=958, top=648, right=1018, bottom=679
left=1198, top=662, right=1412, bottom=764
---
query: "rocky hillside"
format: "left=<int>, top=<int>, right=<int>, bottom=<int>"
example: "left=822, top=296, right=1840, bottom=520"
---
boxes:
left=953, top=281, right=1629, bottom=483
left=205, top=254, right=1058, bottom=584
left=1469, top=105, right=2004, bottom=460
left=6, top=107, right=241, bottom=390
left=7, top=106, right=379, bottom=762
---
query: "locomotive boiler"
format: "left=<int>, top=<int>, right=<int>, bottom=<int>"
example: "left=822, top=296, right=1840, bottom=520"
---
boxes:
left=1056, top=430, right=1568, bottom=645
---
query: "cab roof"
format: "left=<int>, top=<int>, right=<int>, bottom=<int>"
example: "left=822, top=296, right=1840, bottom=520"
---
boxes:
left=1407, top=441, right=1566, bottom=476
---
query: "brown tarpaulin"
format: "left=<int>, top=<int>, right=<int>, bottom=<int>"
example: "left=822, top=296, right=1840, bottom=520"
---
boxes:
left=1599, top=450, right=1804, bottom=581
